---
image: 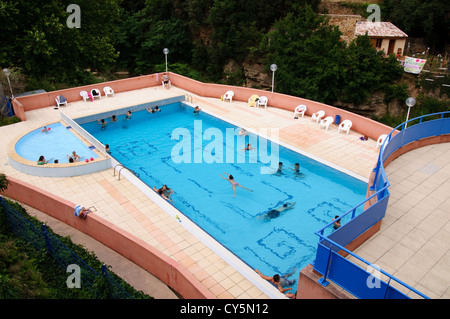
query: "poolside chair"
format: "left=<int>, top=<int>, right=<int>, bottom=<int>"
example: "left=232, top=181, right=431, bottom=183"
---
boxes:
left=162, top=79, right=171, bottom=88
left=376, top=134, right=388, bottom=149
left=311, top=110, right=325, bottom=123
left=294, top=105, right=307, bottom=118
left=319, top=116, right=334, bottom=131
left=103, top=86, right=114, bottom=97
left=256, top=96, right=268, bottom=109
left=338, top=119, right=352, bottom=134
left=248, top=94, right=259, bottom=107
left=54, top=95, right=68, bottom=109
left=91, top=89, right=101, bottom=100
left=223, top=91, right=234, bottom=102
left=80, top=90, right=93, bottom=102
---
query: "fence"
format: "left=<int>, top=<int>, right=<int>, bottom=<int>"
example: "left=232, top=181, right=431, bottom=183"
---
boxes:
left=0, top=196, right=133, bottom=299
left=313, top=112, right=450, bottom=299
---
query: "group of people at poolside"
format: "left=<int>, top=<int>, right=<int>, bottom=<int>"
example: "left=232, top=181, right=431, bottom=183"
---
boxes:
left=36, top=151, right=81, bottom=165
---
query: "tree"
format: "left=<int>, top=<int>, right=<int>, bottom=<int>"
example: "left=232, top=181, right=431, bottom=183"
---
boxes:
left=383, top=0, right=449, bottom=51
left=0, top=0, right=121, bottom=85
left=260, top=5, right=347, bottom=104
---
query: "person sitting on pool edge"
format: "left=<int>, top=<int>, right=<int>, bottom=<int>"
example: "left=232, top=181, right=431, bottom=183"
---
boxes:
left=258, top=202, right=296, bottom=220
left=37, top=155, right=49, bottom=165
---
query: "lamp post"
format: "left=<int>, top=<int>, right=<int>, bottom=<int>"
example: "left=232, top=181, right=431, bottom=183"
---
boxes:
left=163, top=48, right=169, bottom=73
left=405, top=97, right=416, bottom=129
left=2, top=68, right=14, bottom=99
left=270, top=64, right=277, bottom=93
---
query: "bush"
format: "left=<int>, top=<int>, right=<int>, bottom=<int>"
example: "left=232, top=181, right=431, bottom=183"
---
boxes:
left=0, top=198, right=152, bottom=299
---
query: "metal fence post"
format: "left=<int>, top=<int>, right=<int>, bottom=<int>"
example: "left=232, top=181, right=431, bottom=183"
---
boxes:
left=41, top=224, right=52, bottom=255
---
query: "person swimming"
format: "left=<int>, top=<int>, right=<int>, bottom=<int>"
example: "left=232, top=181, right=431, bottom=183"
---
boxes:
left=219, top=173, right=253, bottom=198
left=258, top=202, right=296, bottom=220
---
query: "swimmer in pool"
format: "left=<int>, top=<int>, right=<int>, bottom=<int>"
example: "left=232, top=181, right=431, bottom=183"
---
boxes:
left=125, top=111, right=132, bottom=119
left=41, top=126, right=50, bottom=133
left=219, top=173, right=253, bottom=198
left=290, top=163, right=301, bottom=176
left=98, top=119, right=107, bottom=129
left=258, top=202, right=296, bottom=220
left=238, top=128, right=248, bottom=136
left=243, top=143, right=254, bottom=151
left=254, top=269, right=296, bottom=293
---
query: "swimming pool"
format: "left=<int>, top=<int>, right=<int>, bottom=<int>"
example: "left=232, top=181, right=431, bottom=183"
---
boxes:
left=80, top=102, right=367, bottom=293
left=15, top=122, right=99, bottom=164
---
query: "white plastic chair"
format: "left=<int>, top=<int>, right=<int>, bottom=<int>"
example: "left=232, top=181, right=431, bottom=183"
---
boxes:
left=294, top=105, right=307, bottom=118
left=319, top=116, right=334, bottom=131
left=91, top=89, right=101, bottom=100
left=223, top=91, right=234, bottom=102
left=338, top=119, right=352, bottom=134
left=80, top=91, right=91, bottom=102
left=162, top=80, right=171, bottom=88
left=103, top=86, right=114, bottom=97
left=256, top=96, right=268, bottom=109
left=311, top=110, right=325, bottom=123
left=376, top=134, right=388, bottom=148
left=55, top=95, right=68, bottom=108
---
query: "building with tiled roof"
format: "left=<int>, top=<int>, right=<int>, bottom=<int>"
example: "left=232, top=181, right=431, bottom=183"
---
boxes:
left=355, top=21, right=408, bottom=56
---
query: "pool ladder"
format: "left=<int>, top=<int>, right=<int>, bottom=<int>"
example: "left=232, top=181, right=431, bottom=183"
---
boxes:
left=113, top=164, right=140, bottom=181
left=185, top=94, right=193, bottom=103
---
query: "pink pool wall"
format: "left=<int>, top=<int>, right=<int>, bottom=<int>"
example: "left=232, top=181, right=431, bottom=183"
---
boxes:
left=13, top=72, right=393, bottom=140
left=1, top=176, right=215, bottom=299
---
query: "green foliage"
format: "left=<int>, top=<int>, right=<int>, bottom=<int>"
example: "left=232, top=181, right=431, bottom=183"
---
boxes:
left=0, top=0, right=121, bottom=87
left=382, top=0, right=449, bottom=51
left=0, top=173, right=9, bottom=193
left=261, top=6, right=403, bottom=105
left=0, top=198, right=152, bottom=299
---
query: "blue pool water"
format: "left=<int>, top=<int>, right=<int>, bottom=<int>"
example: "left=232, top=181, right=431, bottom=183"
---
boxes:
left=81, top=103, right=367, bottom=293
left=15, top=122, right=99, bottom=164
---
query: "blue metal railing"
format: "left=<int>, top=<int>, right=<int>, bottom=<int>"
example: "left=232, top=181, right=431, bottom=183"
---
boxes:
left=313, top=112, right=450, bottom=299
left=0, top=197, right=133, bottom=299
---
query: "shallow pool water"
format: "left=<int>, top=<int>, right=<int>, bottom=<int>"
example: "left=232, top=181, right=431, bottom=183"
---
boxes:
left=15, top=122, right=99, bottom=164
left=81, top=103, right=367, bottom=293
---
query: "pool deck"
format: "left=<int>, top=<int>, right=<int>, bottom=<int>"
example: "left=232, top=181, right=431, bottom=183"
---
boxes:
left=1, top=85, right=448, bottom=299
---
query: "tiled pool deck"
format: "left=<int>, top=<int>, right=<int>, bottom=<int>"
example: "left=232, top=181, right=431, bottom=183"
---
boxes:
left=1, top=85, right=448, bottom=298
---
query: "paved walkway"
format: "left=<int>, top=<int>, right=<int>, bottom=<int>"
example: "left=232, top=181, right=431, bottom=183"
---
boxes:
left=1, top=84, right=446, bottom=298
left=352, top=143, right=450, bottom=299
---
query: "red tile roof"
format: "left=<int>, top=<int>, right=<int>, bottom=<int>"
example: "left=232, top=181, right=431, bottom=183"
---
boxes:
left=355, top=21, right=408, bottom=38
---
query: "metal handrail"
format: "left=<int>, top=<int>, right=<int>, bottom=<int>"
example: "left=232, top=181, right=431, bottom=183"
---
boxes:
left=313, top=111, right=450, bottom=299
left=113, top=163, right=139, bottom=180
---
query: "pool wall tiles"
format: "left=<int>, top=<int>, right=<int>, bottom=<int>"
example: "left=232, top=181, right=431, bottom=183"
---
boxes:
left=8, top=155, right=112, bottom=177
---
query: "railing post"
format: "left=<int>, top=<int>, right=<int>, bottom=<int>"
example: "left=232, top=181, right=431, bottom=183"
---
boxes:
left=318, top=245, right=332, bottom=287
left=41, top=224, right=52, bottom=255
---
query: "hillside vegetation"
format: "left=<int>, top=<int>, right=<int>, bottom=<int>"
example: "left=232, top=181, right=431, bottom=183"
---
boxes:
left=1, top=0, right=448, bottom=126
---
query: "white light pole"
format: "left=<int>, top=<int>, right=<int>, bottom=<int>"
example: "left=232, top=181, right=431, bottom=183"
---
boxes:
left=2, top=68, right=14, bottom=99
left=270, top=64, right=277, bottom=93
left=405, top=97, right=416, bottom=128
left=163, top=48, right=169, bottom=73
